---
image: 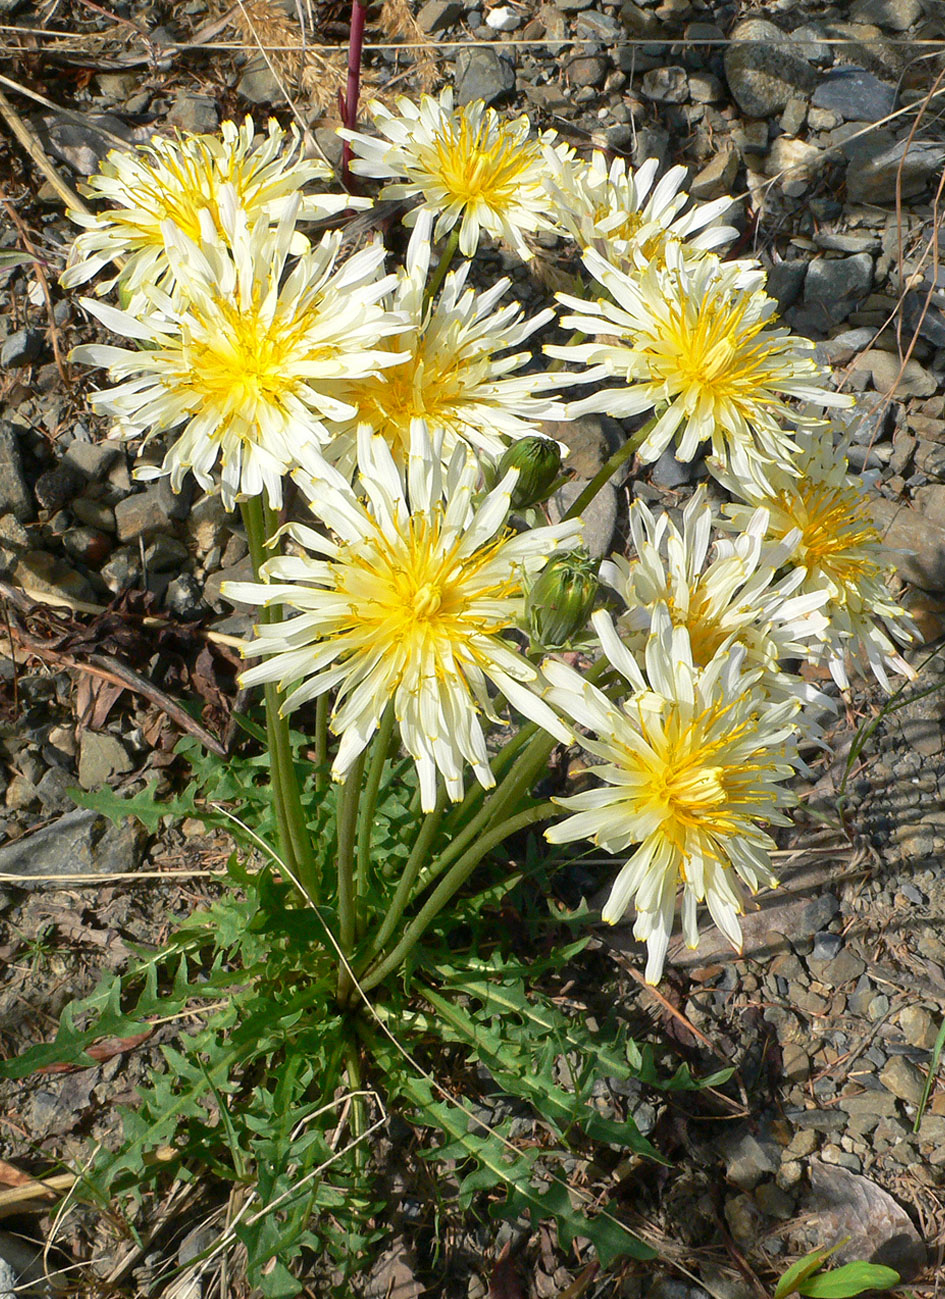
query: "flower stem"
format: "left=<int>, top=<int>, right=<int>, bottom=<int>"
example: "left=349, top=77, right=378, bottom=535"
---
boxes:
left=241, top=497, right=316, bottom=894
left=441, top=721, right=539, bottom=836
left=343, top=1035, right=366, bottom=1170
left=314, top=692, right=329, bottom=794
left=423, top=226, right=461, bottom=309
left=356, top=703, right=395, bottom=928
left=432, top=657, right=610, bottom=887
left=359, top=801, right=557, bottom=993
left=562, top=414, right=657, bottom=522
left=356, top=781, right=447, bottom=971
left=341, top=0, right=368, bottom=188
left=336, top=748, right=367, bottom=1005
left=425, top=730, right=557, bottom=888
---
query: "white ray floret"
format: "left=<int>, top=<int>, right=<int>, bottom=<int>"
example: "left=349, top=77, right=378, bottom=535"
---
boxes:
left=223, top=428, right=583, bottom=811
left=62, top=116, right=363, bottom=294
left=544, top=606, right=802, bottom=983
left=543, top=151, right=737, bottom=272
left=603, top=486, right=830, bottom=704
left=341, top=89, right=570, bottom=260
left=547, top=247, right=852, bottom=493
left=70, top=194, right=405, bottom=509
left=323, top=212, right=567, bottom=471
left=715, top=429, right=917, bottom=692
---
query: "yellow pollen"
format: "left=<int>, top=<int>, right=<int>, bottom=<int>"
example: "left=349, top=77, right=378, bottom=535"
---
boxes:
left=664, top=588, right=726, bottom=668
left=431, top=119, right=536, bottom=206
left=347, top=343, right=467, bottom=462
left=656, top=287, right=778, bottom=405
left=184, top=293, right=315, bottom=431
left=332, top=512, right=518, bottom=672
left=778, top=483, right=882, bottom=584
left=630, top=705, right=770, bottom=858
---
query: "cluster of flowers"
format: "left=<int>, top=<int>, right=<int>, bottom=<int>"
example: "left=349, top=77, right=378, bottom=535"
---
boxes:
left=63, top=93, right=916, bottom=983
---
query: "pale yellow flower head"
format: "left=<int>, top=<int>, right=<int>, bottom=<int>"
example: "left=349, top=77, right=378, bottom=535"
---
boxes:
left=716, top=429, right=917, bottom=692
left=62, top=115, right=361, bottom=294
left=341, top=89, right=569, bottom=260
left=605, top=486, right=830, bottom=704
left=545, top=605, right=801, bottom=983
left=70, top=193, right=405, bottom=509
left=543, top=151, right=737, bottom=273
left=321, top=212, right=567, bottom=472
left=547, top=247, right=853, bottom=493
left=224, top=427, right=582, bottom=811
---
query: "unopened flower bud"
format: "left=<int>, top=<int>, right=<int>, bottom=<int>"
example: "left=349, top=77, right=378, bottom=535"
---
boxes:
left=498, top=436, right=563, bottom=509
left=526, top=550, right=599, bottom=649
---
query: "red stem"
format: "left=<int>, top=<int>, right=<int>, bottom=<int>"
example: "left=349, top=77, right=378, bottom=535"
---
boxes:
left=342, top=0, right=368, bottom=189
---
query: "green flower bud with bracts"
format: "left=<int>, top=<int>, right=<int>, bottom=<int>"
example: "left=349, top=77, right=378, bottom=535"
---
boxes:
left=526, top=549, right=600, bottom=650
left=499, top=435, right=563, bottom=509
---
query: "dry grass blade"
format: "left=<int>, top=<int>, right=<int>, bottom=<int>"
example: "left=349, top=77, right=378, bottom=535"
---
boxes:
left=0, top=84, right=88, bottom=215
left=912, top=1013, right=945, bottom=1133
left=227, top=0, right=436, bottom=121
left=0, top=1173, right=76, bottom=1219
left=377, top=0, right=436, bottom=95
left=0, top=194, right=72, bottom=388
left=231, top=0, right=353, bottom=121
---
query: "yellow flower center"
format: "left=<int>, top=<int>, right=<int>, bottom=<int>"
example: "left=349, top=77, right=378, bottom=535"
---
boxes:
left=594, top=206, right=644, bottom=247
left=429, top=117, right=538, bottom=208
left=184, top=293, right=319, bottom=438
left=775, top=481, right=882, bottom=587
left=333, top=511, right=517, bottom=672
left=105, top=139, right=276, bottom=248
left=413, top=581, right=443, bottom=619
left=654, top=286, right=780, bottom=408
left=630, top=705, right=771, bottom=866
left=347, top=338, right=471, bottom=461
left=665, top=588, right=727, bottom=669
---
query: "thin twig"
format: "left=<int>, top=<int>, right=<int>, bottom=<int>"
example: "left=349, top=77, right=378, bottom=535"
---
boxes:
left=0, top=193, right=72, bottom=389
left=0, top=584, right=229, bottom=758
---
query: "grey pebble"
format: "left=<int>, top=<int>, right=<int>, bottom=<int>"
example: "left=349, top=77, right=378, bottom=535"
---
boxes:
left=167, top=93, right=219, bottom=134
left=416, top=0, right=463, bottom=31
left=812, top=66, right=897, bottom=122
left=902, top=289, right=945, bottom=349
left=0, top=806, right=146, bottom=886
left=815, top=327, right=876, bottom=366
left=879, top=1055, right=925, bottom=1105
left=649, top=447, right=703, bottom=489
left=566, top=53, right=610, bottom=90
left=803, top=253, right=874, bottom=327
left=0, top=329, right=43, bottom=370
left=114, top=487, right=177, bottom=543
left=574, top=9, right=621, bottom=40
left=811, top=931, right=842, bottom=962
left=766, top=260, right=807, bottom=312
left=642, top=66, right=689, bottom=103
left=549, top=479, right=617, bottom=558
left=847, top=137, right=945, bottom=204
left=724, top=18, right=817, bottom=118
left=0, top=423, right=34, bottom=522
left=237, top=57, right=283, bottom=105
left=165, top=574, right=210, bottom=621
left=100, top=546, right=141, bottom=594
left=453, top=48, right=515, bottom=104
left=33, top=462, right=83, bottom=513
left=78, top=732, right=135, bottom=790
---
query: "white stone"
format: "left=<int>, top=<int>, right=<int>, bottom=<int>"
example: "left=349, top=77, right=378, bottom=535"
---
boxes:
left=485, top=5, right=519, bottom=28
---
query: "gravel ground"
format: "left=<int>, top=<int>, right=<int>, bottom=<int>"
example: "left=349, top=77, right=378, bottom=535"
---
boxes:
left=0, top=0, right=944, bottom=1294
